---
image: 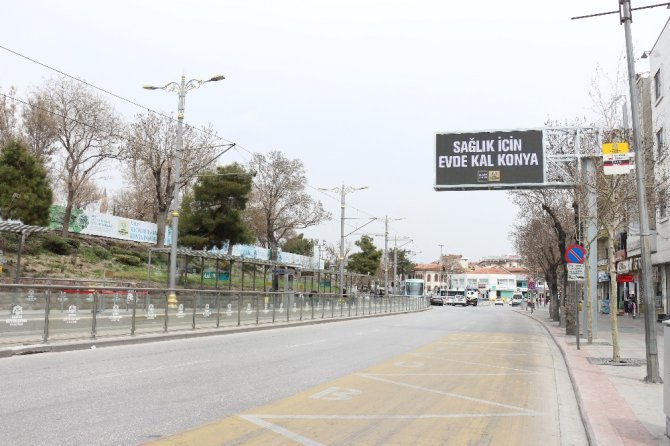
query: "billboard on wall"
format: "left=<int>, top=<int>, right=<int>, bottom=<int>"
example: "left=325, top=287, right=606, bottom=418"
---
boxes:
left=49, top=205, right=170, bottom=245
left=435, top=129, right=545, bottom=190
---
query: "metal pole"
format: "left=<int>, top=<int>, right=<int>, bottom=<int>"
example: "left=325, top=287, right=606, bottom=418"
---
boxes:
left=167, top=75, right=186, bottom=310
left=587, top=152, right=599, bottom=341
left=575, top=281, right=580, bottom=350
left=393, top=237, right=398, bottom=295
left=14, top=230, right=26, bottom=284
left=384, top=216, right=389, bottom=310
left=622, top=0, right=660, bottom=382
left=340, top=185, right=346, bottom=301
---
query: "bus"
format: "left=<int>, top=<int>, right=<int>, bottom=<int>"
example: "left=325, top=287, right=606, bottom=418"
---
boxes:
left=402, top=279, right=425, bottom=297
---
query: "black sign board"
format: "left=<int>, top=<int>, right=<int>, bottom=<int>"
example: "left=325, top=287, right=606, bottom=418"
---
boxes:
left=435, top=129, right=544, bottom=190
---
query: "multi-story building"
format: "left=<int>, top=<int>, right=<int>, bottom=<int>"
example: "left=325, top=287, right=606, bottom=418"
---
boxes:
left=644, top=18, right=670, bottom=315
left=410, top=258, right=543, bottom=301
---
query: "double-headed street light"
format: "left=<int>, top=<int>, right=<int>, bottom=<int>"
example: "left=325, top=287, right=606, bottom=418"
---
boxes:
left=318, top=185, right=367, bottom=299
left=143, top=74, right=225, bottom=307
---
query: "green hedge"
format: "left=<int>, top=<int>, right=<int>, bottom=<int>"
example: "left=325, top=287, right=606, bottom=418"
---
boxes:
left=41, top=235, right=72, bottom=255
left=114, top=254, right=141, bottom=266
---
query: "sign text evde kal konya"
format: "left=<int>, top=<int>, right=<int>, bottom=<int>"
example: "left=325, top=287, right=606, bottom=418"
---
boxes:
left=435, top=129, right=545, bottom=190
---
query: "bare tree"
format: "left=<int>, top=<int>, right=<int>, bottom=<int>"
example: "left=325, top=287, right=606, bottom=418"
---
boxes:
left=511, top=213, right=563, bottom=321
left=246, top=150, right=331, bottom=258
left=122, top=112, right=220, bottom=247
left=0, top=86, right=19, bottom=146
left=510, top=189, right=576, bottom=330
left=21, top=89, right=59, bottom=167
left=37, top=77, right=122, bottom=236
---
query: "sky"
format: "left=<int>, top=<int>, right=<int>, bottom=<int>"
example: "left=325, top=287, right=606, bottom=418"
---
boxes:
left=2, top=1, right=669, bottom=264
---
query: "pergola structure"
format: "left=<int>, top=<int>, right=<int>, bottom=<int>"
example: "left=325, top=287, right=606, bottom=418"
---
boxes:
left=148, top=247, right=371, bottom=294
left=0, top=221, right=51, bottom=283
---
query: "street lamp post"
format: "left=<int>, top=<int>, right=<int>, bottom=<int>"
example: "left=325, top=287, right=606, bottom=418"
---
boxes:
left=143, top=74, right=225, bottom=308
left=319, top=185, right=367, bottom=300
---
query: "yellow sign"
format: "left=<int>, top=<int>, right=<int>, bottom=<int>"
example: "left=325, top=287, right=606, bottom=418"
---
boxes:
left=602, top=142, right=629, bottom=155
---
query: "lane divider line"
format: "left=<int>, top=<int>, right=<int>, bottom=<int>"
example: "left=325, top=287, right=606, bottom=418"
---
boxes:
left=410, top=353, right=540, bottom=374
left=286, top=339, right=329, bottom=349
left=356, top=373, right=543, bottom=415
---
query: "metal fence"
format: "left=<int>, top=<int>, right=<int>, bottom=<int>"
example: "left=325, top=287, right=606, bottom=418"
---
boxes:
left=0, top=284, right=429, bottom=346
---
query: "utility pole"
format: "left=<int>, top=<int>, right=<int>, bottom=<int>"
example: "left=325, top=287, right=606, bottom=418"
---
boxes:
left=572, top=0, right=662, bottom=384
left=318, top=185, right=367, bottom=301
left=393, top=236, right=398, bottom=294
left=384, top=216, right=389, bottom=300
left=621, top=0, right=660, bottom=384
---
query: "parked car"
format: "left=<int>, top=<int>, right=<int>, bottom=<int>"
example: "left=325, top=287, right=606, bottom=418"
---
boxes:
left=466, top=289, right=478, bottom=306
left=510, top=293, right=523, bottom=307
left=494, top=297, right=504, bottom=306
left=445, top=289, right=466, bottom=306
left=453, top=295, right=467, bottom=307
left=445, top=295, right=455, bottom=306
left=430, top=295, right=446, bottom=306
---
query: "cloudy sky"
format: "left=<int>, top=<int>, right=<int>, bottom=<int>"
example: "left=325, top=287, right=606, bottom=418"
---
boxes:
left=2, top=1, right=668, bottom=263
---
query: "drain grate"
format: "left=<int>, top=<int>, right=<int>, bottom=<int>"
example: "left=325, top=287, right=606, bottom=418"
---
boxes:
left=587, top=357, right=646, bottom=367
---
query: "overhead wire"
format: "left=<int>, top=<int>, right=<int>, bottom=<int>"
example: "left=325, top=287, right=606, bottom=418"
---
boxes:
left=1, top=43, right=394, bottom=239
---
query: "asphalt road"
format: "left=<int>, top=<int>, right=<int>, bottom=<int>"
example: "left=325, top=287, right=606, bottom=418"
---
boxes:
left=1, top=305, right=587, bottom=446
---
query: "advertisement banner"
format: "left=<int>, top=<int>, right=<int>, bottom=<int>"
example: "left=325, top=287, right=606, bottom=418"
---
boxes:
left=49, top=205, right=169, bottom=245
left=435, top=129, right=544, bottom=190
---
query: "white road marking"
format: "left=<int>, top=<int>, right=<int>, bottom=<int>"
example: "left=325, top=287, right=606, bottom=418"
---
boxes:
left=238, top=414, right=327, bottom=446
left=357, top=373, right=542, bottom=415
left=84, top=360, right=211, bottom=380
left=247, top=412, right=541, bottom=420
left=367, top=372, right=532, bottom=376
left=428, top=351, right=530, bottom=357
left=286, top=339, right=328, bottom=349
left=355, top=329, right=381, bottom=335
left=410, top=353, right=539, bottom=374
left=309, top=387, right=361, bottom=400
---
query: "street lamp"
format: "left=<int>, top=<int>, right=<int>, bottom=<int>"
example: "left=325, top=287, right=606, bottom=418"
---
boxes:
left=318, top=185, right=367, bottom=300
left=143, top=73, right=225, bottom=308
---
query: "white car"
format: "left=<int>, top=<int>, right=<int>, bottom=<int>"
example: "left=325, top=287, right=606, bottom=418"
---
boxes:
left=445, top=296, right=455, bottom=306
left=494, top=297, right=504, bottom=306
left=453, top=295, right=467, bottom=306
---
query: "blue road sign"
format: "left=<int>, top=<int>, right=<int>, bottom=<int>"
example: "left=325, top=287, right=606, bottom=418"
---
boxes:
left=565, top=244, right=586, bottom=264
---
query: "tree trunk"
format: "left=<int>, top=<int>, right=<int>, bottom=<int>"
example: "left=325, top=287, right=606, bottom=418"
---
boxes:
left=61, top=188, right=75, bottom=237
left=608, top=232, right=621, bottom=362
left=155, top=208, right=168, bottom=248
left=550, top=279, right=560, bottom=321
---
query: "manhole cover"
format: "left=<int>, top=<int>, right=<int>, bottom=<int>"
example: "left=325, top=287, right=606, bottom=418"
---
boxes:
left=587, top=357, right=646, bottom=367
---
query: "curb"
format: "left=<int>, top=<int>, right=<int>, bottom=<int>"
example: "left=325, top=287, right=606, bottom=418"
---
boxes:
left=514, top=309, right=596, bottom=446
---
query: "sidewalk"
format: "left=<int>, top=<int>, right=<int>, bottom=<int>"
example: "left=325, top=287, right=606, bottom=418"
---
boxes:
left=522, top=305, right=668, bottom=446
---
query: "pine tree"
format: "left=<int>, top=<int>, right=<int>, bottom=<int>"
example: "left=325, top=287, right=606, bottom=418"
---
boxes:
left=0, top=140, right=53, bottom=225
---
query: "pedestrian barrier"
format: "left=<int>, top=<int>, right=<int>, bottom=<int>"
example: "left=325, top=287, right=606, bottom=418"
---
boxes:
left=0, top=284, right=429, bottom=347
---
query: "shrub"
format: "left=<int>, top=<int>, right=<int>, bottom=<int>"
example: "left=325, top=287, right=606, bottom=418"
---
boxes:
left=65, top=238, right=80, bottom=250
left=114, top=254, right=141, bottom=266
left=92, top=246, right=112, bottom=260
left=110, top=246, right=133, bottom=257
left=41, top=235, right=72, bottom=255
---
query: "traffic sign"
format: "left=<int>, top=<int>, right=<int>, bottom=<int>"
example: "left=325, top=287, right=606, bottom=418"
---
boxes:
left=528, top=280, right=536, bottom=290
left=565, top=244, right=586, bottom=264
left=567, top=263, right=585, bottom=281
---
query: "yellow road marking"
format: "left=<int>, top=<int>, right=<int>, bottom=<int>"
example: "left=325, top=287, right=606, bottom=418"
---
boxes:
left=151, top=332, right=562, bottom=446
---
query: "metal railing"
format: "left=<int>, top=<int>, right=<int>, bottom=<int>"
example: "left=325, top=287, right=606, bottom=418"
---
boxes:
left=0, top=284, right=429, bottom=346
